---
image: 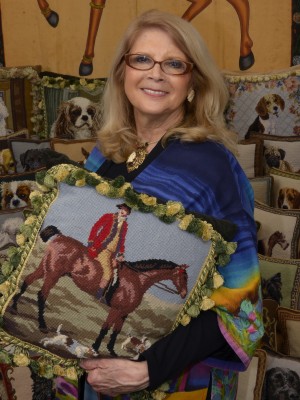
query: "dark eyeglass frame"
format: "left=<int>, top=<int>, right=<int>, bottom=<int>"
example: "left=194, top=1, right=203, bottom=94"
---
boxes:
left=124, top=53, right=193, bottom=75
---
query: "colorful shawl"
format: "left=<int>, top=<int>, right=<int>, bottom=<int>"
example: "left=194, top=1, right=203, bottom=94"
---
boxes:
left=84, top=140, right=263, bottom=400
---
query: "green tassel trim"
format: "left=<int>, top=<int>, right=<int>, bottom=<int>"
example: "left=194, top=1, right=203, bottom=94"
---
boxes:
left=0, top=164, right=237, bottom=384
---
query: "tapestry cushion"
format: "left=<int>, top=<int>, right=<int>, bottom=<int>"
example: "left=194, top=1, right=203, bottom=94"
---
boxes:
left=0, top=364, right=34, bottom=400
left=249, top=176, right=273, bottom=206
left=9, top=138, right=51, bottom=173
left=255, top=201, right=300, bottom=259
left=237, top=140, right=264, bottom=177
left=277, top=307, right=300, bottom=358
left=269, top=168, right=300, bottom=209
left=262, top=348, right=300, bottom=397
left=0, top=66, right=43, bottom=135
left=0, top=170, right=44, bottom=210
left=224, top=66, right=300, bottom=141
left=262, top=299, right=279, bottom=351
left=0, top=165, right=236, bottom=380
left=252, top=134, right=300, bottom=175
left=259, top=254, right=300, bottom=308
left=236, top=349, right=267, bottom=400
left=40, top=73, right=106, bottom=137
left=50, top=138, right=98, bottom=164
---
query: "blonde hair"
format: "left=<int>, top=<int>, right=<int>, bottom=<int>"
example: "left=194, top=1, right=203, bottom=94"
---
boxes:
left=98, top=9, right=237, bottom=162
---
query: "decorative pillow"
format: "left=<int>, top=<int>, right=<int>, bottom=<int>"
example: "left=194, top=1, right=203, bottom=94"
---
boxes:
left=224, top=66, right=300, bottom=141
left=50, top=138, right=98, bottom=164
left=250, top=176, right=273, bottom=205
left=252, top=134, right=300, bottom=175
left=255, top=201, right=300, bottom=259
left=40, top=73, right=106, bottom=137
left=0, top=209, right=25, bottom=281
left=237, top=140, right=264, bottom=177
left=259, top=254, right=300, bottom=308
left=0, top=364, right=34, bottom=400
left=0, top=66, right=43, bottom=135
left=9, top=138, right=51, bottom=173
left=236, top=349, right=267, bottom=400
left=269, top=168, right=300, bottom=209
left=0, top=129, right=29, bottom=151
left=277, top=307, right=300, bottom=358
left=0, top=170, right=44, bottom=210
left=291, top=266, right=300, bottom=310
left=0, top=165, right=236, bottom=381
left=262, top=348, right=300, bottom=397
left=262, top=299, right=279, bottom=351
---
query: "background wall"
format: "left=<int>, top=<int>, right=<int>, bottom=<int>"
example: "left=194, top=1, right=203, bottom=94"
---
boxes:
left=1, top=0, right=292, bottom=78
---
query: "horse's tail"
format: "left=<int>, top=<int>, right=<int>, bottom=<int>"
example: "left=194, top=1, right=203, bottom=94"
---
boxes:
left=40, top=225, right=62, bottom=242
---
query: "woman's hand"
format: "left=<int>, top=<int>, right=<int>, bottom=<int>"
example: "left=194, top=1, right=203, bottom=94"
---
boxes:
left=80, top=358, right=149, bottom=396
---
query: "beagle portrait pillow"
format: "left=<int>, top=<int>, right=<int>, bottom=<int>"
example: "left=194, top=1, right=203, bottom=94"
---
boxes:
left=0, top=165, right=236, bottom=380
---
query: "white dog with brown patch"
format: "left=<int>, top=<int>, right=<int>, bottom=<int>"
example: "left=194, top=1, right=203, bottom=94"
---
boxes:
left=1, top=180, right=39, bottom=209
left=245, top=93, right=285, bottom=139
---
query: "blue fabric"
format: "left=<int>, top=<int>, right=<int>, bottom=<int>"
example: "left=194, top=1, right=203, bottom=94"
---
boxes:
left=84, top=140, right=263, bottom=399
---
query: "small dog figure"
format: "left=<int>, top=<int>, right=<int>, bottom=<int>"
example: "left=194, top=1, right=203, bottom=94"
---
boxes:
left=0, top=98, right=9, bottom=137
left=264, top=146, right=293, bottom=173
left=20, top=148, right=80, bottom=171
left=263, top=367, right=300, bottom=399
left=278, top=187, right=300, bottom=210
left=1, top=180, right=39, bottom=209
left=121, top=333, right=151, bottom=359
left=0, top=216, right=23, bottom=250
left=261, top=272, right=282, bottom=304
left=40, top=324, right=97, bottom=358
left=245, top=94, right=285, bottom=139
left=50, top=97, right=101, bottom=139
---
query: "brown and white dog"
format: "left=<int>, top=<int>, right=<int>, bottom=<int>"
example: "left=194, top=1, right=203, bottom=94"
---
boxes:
left=1, top=180, right=39, bottom=209
left=278, top=187, right=300, bottom=210
left=245, top=94, right=285, bottom=139
left=50, top=97, right=101, bottom=139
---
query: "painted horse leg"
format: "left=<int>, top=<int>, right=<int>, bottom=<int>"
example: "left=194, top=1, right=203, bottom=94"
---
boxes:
left=11, top=282, right=28, bottom=312
left=37, top=0, right=59, bottom=28
left=107, top=330, right=119, bottom=357
left=226, top=0, right=254, bottom=70
left=92, top=327, right=109, bottom=352
left=182, top=0, right=212, bottom=21
left=37, top=290, right=48, bottom=332
left=79, top=0, right=106, bottom=76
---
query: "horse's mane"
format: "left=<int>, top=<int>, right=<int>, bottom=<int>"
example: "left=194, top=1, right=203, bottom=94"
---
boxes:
left=120, top=259, right=180, bottom=272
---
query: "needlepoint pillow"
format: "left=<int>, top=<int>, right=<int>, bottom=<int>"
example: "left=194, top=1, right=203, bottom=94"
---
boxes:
left=269, top=168, right=300, bottom=209
left=255, top=201, right=300, bottom=259
left=0, top=165, right=236, bottom=381
left=223, top=66, right=300, bottom=141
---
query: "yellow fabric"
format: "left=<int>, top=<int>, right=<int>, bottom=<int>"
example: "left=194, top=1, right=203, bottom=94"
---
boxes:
left=165, top=389, right=208, bottom=400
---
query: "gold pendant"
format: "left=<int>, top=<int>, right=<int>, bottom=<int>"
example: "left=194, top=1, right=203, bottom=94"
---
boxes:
left=126, top=143, right=148, bottom=172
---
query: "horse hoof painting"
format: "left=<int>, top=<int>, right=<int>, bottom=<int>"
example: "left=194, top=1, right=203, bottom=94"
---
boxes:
left=0, top=165, right=236, bottom=379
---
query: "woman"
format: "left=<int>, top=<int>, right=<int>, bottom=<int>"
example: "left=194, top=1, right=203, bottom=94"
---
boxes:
left=80, top=9, right=263, bottom=400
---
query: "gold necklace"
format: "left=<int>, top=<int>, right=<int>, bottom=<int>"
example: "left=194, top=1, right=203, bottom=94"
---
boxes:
left=126, top=138, right=161, bottom=173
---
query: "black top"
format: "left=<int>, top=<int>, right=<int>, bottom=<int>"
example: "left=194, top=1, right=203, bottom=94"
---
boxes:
left=97, top=143, right=239, bottom=391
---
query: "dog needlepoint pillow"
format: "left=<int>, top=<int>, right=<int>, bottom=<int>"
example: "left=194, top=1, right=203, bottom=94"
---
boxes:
left=0, top=165, right=236, bottom=380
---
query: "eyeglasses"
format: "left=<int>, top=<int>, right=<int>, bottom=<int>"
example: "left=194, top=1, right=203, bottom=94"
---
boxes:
left=124, top=54, right=193, bottom=75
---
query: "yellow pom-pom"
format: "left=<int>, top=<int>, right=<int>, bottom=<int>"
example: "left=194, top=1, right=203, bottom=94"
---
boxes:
left=213, top=272, right=224, bottom=288
left=200, top=296, right=215, bottom=310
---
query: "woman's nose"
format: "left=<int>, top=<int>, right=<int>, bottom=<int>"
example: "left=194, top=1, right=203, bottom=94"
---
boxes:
left=148, top=63, right=164, bottom=80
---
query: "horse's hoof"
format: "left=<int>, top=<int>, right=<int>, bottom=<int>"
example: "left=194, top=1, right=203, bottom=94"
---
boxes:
left=46, top=11, right=59, bottom=28
left=108, top=348, right=117, bottom=357
left=239, top=51, right=255, bottom=71
left=39, top=327, right=49, bottom=334
left=79, top=62, right=93, bottom=76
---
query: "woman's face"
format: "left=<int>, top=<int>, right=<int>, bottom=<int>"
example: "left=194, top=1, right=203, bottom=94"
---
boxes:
left=124, top=28, right=192, bottom=127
